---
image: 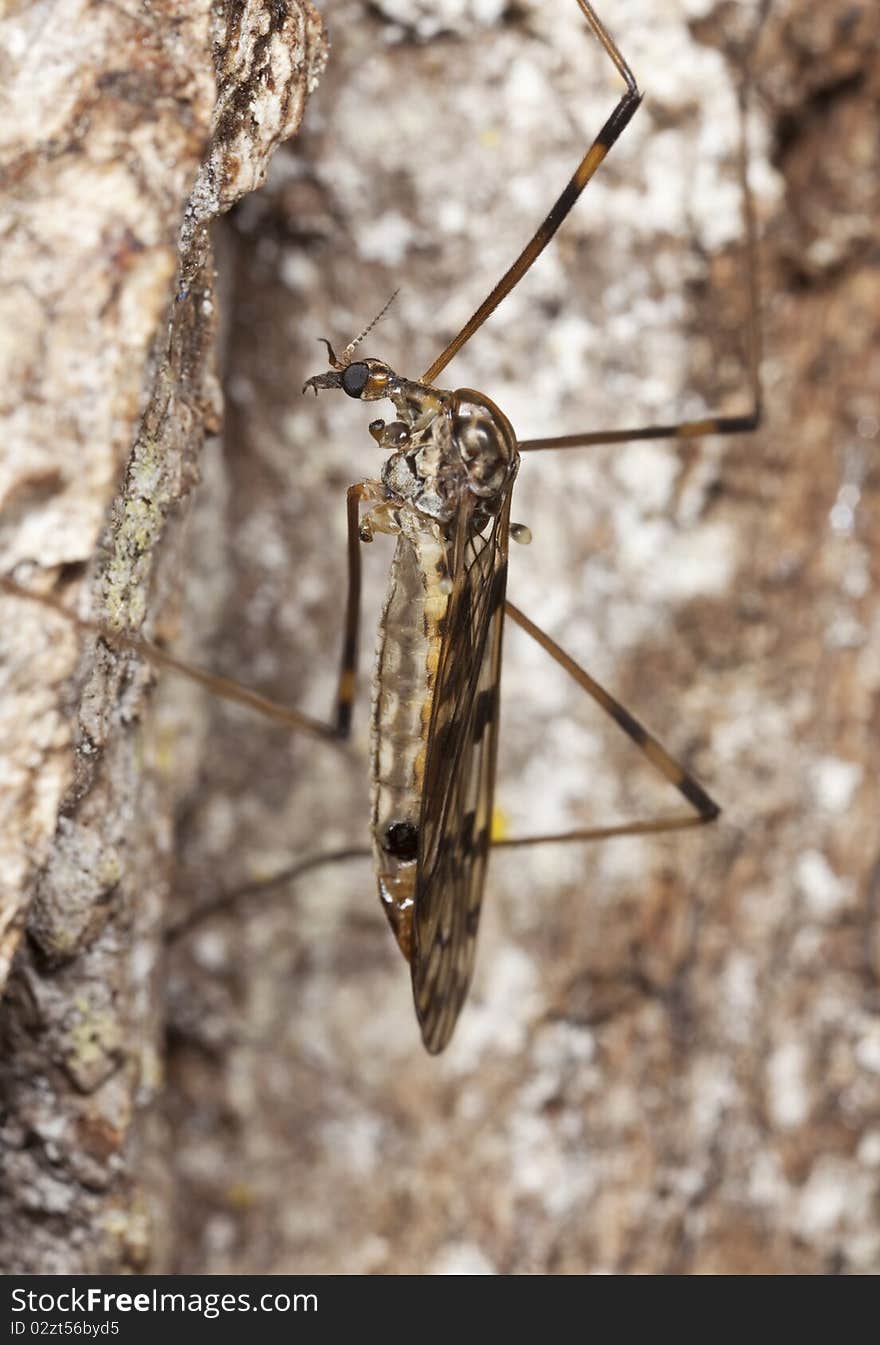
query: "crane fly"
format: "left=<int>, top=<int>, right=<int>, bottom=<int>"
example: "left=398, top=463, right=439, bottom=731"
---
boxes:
left=1, top=1, right=764, bottom=1054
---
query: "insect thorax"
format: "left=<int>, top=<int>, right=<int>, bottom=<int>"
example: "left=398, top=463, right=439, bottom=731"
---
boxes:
left=377, top=380, right=519, bottom=526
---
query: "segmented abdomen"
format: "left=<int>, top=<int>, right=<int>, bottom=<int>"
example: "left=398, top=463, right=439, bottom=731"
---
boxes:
left=370, top=524, right=448, bottom=961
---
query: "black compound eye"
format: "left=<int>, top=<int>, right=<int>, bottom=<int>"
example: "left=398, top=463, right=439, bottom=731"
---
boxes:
left=341, top=362, right=370, bottom=398
left=382, top=820, right=419, bottom=862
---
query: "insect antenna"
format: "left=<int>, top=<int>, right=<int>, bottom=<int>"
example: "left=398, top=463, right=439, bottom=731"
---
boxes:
left=337, top=288, right=400, bottom=367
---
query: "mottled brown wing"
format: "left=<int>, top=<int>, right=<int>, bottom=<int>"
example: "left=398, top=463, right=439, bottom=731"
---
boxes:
left=411, top=483, right=515, bottom=1053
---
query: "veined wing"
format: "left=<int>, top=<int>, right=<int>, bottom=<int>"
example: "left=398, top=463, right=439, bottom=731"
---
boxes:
left=411, top=476, right=516, bottom=1053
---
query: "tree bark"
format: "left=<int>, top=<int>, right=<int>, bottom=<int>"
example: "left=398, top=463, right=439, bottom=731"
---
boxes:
left=0, top=0, right=326, bottom=1276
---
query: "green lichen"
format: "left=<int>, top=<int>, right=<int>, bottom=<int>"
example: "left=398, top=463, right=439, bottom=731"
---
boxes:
left=99, top=433, right=180, bottom=632
left=66, top=995, right=123, bottom=1084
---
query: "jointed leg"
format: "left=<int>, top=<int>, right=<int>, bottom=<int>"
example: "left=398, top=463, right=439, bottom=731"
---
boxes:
left=495, top=601, right=718, bottom=849
left=421, top=2, right=642, bottom=385
left=166, top=585, right=719, bottom=929
left=333, top=482, right=370, bottom=736
left=518, top=78, right=763, bottom=454
left=165, top=844, right=372, bottom=940
left=1, top=480, right=375, bottom=744
left=164, top=585, right=720, bottom=931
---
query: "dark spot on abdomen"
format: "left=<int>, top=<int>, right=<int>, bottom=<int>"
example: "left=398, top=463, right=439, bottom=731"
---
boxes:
left=382, top=820, right=420, bottom=862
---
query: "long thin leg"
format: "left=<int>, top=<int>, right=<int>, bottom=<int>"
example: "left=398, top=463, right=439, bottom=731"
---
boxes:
left=518, top=77, right=763, bottom=453
left=497, top=600, right=718, bottom=847
left=163, top=590, right=720, bottom=926
left=1, top=480, right=373, bottom=743
left=421, top=1, right=642, bottom=386
left=165, top=844, right=373, bottom=941
left=333, top=482, right=369, bottom=736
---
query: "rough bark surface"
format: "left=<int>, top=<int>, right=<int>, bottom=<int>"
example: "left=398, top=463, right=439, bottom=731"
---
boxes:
left=0, top=0, right=326, bottom=1275
left=165, top=0, right=880, bottom=1274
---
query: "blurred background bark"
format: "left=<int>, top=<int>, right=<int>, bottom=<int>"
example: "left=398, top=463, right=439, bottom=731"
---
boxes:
left=3, top=0, right=879, bottom=1274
